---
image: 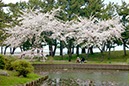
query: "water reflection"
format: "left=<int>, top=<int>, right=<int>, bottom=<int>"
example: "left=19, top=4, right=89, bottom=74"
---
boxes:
left=42, top=78, right=127, bottom=86
left=40, top=70, right=129, bottom=86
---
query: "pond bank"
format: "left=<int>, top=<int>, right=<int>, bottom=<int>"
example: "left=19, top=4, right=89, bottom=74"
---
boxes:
left=33, top=64, right=129, bottom=71
left=18, top=75, right=48, bottom=86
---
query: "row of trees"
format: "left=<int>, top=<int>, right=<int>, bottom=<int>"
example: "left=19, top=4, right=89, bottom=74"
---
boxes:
left=0, top=0, right=129, bottom=61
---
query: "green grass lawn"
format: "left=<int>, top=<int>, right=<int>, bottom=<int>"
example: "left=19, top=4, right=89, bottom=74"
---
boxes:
left=32, top=50, right=129, bottom=65
left=0, top=70, right=41, bottom=86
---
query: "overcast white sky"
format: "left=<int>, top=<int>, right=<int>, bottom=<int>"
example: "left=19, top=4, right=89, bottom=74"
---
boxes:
left=2, top=0, right=29, bottom=4
left=2, top=0, right=129, bottom=4
left=104, top=0, right=128, bottom=5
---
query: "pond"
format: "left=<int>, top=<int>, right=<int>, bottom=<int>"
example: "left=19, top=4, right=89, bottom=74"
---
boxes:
left=40, top=70, right=129, bottom=86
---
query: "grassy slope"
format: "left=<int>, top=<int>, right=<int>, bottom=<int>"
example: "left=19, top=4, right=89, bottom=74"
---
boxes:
left=32, top=50, right=129, bottom=64
left=0, top=70, right=41, bottom=86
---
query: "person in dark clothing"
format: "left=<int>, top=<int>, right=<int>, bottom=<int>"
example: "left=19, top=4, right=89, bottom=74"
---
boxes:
left=81, top=57, right=85, bottom=63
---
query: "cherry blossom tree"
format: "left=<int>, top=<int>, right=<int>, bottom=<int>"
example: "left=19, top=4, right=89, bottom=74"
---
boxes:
left=3, top=6, right=125, bottom=61
left=3, top=8, right=63, bottom=59
left=72, top=16, right=124, bottom=58
left=53, top=16, right=124, bottom=48
left=74, top=17, right=124, bottom=47
left=51, top=16, right=124, bottom=60
left=4, top=8, right=60, bottom=46
left=51, top=20, right=78, bottom=61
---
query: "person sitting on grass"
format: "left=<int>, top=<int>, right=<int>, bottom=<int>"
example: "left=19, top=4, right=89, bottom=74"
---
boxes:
left=81, top=57, right=85, bottom=63
left=76, top=57, right=81, bottom=63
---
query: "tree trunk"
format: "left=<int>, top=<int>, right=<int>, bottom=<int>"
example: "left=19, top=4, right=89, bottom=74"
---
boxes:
left=68, top=48, right=72, bottom=62
left=60, top=41, right=63, bottom=56
left=4, top=46, right=9, bottom=55
left=100, top=50, right=104, bottom=62
left=53, top=40, right=57, bottom=57
left=123, top=41, right=127, bottom=56
left=68, top=40, right=72, bottom=62
left=76, top=45, right=79, bottom=56
left=71, top=46, right=74, bottom=54
left=86, top=48, right=90, bottom=58
left=11, top=47, right=16, bottom=54
left=1, top=46, right=3, bottom=54
left=102, top=44, right=106, bottom=52
left=10, top=47, right=12, bottom=54
left=89, top=46, right=93, bottom=54
left=82, top=47, right=86, bottom=54
left=108, top=43, right=111, bottom=60
left=20, top=46, right=23, bottom=52
left=49, top=44, right=53, bottom=56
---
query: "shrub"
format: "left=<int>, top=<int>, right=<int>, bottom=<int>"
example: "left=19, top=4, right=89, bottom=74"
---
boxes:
left=11, top=60, right=34, bottom=77
left=0, top=55, right=6, bottom=69
left=4, top=56, right=17, bottom=70
left=0, top=55, right=17, bottom=70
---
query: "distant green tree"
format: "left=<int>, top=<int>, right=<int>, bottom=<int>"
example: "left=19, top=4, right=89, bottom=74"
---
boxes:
left=115, top=1, right=129, bottom=56
left=56, top=0, right=88, bottom=61
left=0, top=1, right=12, bottom=54
left=78, top=0, right=104, bottom=55
left=98, top=2, right=117, bottom=59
